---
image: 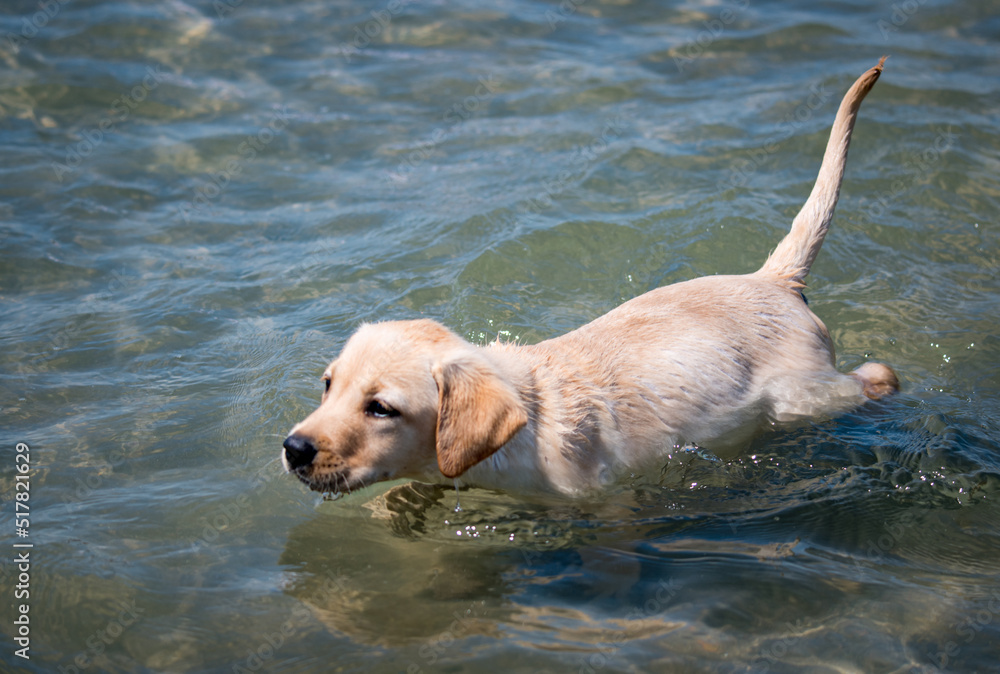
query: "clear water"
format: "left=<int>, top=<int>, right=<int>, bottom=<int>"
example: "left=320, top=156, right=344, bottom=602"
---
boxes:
left=2, top=1, right=999, bottom=672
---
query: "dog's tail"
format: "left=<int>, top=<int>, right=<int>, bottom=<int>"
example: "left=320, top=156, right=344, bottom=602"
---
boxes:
left=756, top=57, right=886, bottom=287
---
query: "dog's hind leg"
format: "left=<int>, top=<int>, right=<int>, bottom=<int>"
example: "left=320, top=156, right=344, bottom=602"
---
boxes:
left=850, top=361, right=899, bottom=400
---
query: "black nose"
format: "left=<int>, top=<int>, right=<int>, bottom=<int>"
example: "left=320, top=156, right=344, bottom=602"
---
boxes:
left=283, top=434, right=317, bottom=470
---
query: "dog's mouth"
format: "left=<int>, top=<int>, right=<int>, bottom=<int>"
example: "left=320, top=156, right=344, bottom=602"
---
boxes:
left=282, top=437, right=373, bottom=496
left=287, top=465, right=372, bottom=497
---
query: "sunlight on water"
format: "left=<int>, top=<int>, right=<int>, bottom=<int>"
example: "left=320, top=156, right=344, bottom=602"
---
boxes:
left=2, top=0, right=1000, bottom=672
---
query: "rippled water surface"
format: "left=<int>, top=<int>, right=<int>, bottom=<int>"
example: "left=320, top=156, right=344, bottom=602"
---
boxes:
left=3, top=1, right=1000, bottom=672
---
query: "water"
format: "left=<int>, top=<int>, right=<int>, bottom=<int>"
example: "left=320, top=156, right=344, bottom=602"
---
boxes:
left=2, top=0, right=999, bottom=672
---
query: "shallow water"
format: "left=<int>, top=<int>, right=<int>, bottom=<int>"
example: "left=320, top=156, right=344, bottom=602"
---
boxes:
left=2, top=0, right=1000, bottom=672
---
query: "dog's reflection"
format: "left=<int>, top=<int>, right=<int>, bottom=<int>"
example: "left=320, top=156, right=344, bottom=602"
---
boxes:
left=278, top=482, right=696, bottom=649
left=278, top=483, right=515, bottom=646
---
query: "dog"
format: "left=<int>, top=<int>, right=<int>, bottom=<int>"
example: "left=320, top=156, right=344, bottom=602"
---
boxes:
left=282, top=58, right=897, bottom=497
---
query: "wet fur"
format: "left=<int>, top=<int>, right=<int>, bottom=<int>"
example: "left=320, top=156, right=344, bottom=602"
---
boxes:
left=282, top=59, right=897, bottom=497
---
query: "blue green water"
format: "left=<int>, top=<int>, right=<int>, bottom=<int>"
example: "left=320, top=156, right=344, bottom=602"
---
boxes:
left=2, top=0, right=999, bottom=672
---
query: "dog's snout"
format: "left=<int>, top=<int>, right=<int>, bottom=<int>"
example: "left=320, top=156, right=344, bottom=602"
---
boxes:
left=283, top=434, right=317, bottom=470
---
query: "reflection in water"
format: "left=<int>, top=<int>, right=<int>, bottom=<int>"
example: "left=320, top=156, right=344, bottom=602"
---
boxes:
left=280, top=482, right=511, bottom=646
left=276, top=405, right=1000, bottom=668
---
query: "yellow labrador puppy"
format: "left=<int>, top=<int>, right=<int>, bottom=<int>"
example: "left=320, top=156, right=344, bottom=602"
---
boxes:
left=282, top=59, right=896, bottom=497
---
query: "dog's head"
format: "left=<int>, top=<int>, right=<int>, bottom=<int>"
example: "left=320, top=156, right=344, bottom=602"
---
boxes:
left=281, top=319, right=528, bottom=493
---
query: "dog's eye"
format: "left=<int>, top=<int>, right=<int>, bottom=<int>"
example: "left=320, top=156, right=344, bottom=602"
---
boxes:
left=365, top=399, right=399, bottom=418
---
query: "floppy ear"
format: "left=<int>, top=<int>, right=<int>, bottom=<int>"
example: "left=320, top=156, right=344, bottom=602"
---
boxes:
left=432, top=355, right=529, bottom=478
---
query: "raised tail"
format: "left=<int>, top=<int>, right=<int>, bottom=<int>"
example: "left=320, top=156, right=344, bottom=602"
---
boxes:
left=756, top=57, right=886, bottom=286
